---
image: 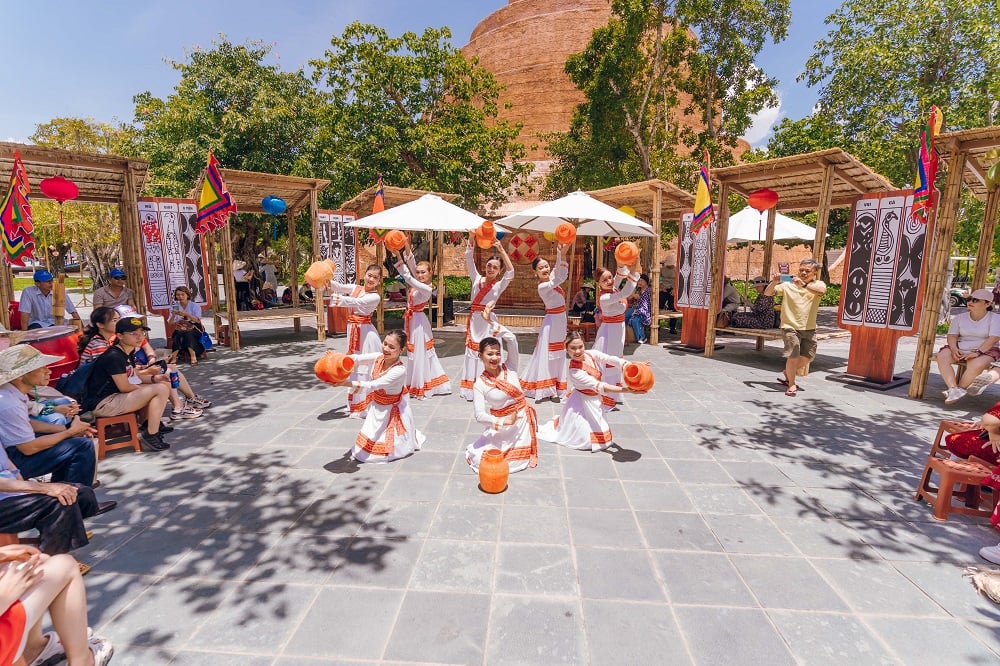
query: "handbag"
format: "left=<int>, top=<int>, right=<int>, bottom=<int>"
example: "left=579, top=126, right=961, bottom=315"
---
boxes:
left=715, top=311, right=731, bottom=329
left=200, top=331, right=214, bottom=351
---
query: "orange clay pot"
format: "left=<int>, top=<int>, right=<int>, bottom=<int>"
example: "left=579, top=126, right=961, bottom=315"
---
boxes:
left=304, top=259, right=336, bottom=289
left=554, top=222, right=577, bottom=245
left=385, top=229, right=407, bottom=252
left=623, top=363, right=654, bottom=393
left=614, top=240, right=639, bottom=265
left=478, top=449, right=509, bottom=493
left=475, top=221, right=496, bottom=249
left=314, top=351, right=355, bottom=384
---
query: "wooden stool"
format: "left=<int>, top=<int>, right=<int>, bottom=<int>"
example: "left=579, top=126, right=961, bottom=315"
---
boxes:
left=914, top=456, right=993, bottom=520
left=568, top=321, right=597, bottom=342
left=96, top=413, right=142, bottom=460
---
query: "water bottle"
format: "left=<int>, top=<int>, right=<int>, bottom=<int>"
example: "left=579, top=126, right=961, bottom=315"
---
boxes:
left=169, top=370, right=180, bottom=389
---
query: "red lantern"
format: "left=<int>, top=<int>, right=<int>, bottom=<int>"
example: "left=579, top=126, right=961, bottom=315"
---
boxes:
left=39, top=176, right=79, bottom=233
left=747, top=188, right=778, bottom=213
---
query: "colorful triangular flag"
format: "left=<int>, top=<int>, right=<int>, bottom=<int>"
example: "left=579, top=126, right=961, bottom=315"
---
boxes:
left=911, top=105, right=942, bottom=224
left=372, top=174, right=385, bottom=214
left=692, top=149, right=715, bottom=234
left=195, top=151, right=237, bottom=234
left=0, top=150, right=36, bottom=265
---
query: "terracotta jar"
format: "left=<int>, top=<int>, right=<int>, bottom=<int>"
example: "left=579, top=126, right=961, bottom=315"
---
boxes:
left=314, top=351, right=355, bottom=384
left=555, top=222, right=577, bottom=245
left=614, top=240, right=639, bottom=265
left=479, top=449, right=509, bottom=493
left=623, top=363, right=654, bottom=392
left=385, top=229, right=407, bottom=252
left=304, top=259, right=336, bottom=288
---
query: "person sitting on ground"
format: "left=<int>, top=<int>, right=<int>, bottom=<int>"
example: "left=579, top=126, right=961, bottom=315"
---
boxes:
left=91, top=268, right=136, bottom=310
left=0, top=543, right=114, bottom=666
left=168, top=286, right=205, bottom=366
left=82, top=316, right=172, bottom=452
left=18, top=270, right=81, bottom=330
left=260, top=281, right=279, bottom=307
left=730, top=276, right=777, bottom=329
left=298, top=283, right=315, bottom=303
left=934, top=288, right=1000, bottom=404
left=0, top=346, right=99, bottom=488
left=624, top=274, right=652, bottom=344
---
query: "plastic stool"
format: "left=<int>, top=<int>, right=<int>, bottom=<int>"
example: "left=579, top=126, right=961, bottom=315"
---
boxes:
left=96, top=413, right=142, bottom=460
left=914, top=456, right=993, bottom=520
left=568, top=322, right=597, bottom=342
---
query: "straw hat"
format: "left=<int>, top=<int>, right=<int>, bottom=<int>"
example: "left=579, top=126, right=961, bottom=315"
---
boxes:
left=233, top=260, right=247, bottom=271
left=0, top=345, right=64, bottom=386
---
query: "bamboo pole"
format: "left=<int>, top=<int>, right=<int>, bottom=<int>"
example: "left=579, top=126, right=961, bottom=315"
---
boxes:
left=909, top=143, right=966, bottom=398
left=650, top=187, right=663, bottom=345
left=221, top=222, right=240, bottom=350
left=973, top=186, right=1000, bottom=289
left=757, top=206, right=778, bottom=351
left=704, top=182, right=730, bottom=357
left=119, top=165, right=147, bottom=314
left=0, top=263, right=12, bottom=329
left=53, top=274, right=65, bottom=325
left=310, top=189, right=326, bottom=343
left=287, top=208, right=302, bottom=334
left=376, top=243, right=385, bottom=334
left=812, top=163, right=835, bottom=263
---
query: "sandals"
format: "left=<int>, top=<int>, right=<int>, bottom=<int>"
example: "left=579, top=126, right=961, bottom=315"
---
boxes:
left=777, top=373, right=789, bottom=386
left=785, top=386, right=798, bottom=397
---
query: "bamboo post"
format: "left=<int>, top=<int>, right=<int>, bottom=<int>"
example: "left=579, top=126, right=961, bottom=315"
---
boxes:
left=650, top=187, right=662, bottom=345
left=757, top=206, right=778, bottom=351
left=813, top=163, right=835, bottom=263
left=0, top=264, right=12, bottom=330
left=973, top=186, right=1000, bottom=289
left=205, top=231, right=222, bottom=339
left=53, top=274, right=66, bottom=325
left=704, top=182, right=730, bottom=357
left=376, top=243, right=385, bottom=334
left=310, top=189, right=326, bottom=343
left=288, top=210, right=300, bottom=316
left=909, top=143, right=966, bottom=398
left=436, top=231, right=445, bottom=328
left=287, top=208, right=302, bottom=334
left=221, top=222, right=240, bottom=350
left=119, top=165, right=147, bottom=315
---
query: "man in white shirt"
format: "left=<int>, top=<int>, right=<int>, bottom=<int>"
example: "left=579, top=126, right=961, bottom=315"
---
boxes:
left=18, top=270, right=81, bottom=329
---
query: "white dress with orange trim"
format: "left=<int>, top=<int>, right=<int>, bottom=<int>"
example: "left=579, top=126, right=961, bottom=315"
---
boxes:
left=466, top=365, right=538, bottom=474
left=461, top=244, right=517, bottom=400
left=395, top=255, right=451, bottom=398
left=520, top=248, right=569, bottom=400
left=592, top=268, right=638, bottom=410
left=329, top=282, right=381, bottom=417
left=350, top=353, right=425, bottom=462
left=538, top=350, right=625, bottom=451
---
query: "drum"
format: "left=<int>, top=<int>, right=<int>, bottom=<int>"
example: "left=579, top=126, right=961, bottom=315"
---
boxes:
left=23, top=325, right=81, bottom=386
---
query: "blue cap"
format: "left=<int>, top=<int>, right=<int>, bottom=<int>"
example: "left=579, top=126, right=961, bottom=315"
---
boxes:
left=109, top=269, right=127, bottom=278
left=33, top=270, right=53, bottom=283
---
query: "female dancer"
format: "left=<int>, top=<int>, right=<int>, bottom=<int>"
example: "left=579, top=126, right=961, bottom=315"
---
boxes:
left=593, top=255, right=640, bottom=410
left=392, top=241, right=451, bottom=398
left=328, top=264, right=384, bottom=417
left=461, top=237, right=518, bottom=400
left=520, top=243, right=572, bottom=402
left=538, top=331, right=636, bottom=451
left=466, top=337, right=538, bottom=474
left=343, top=329, right=425, bottom=462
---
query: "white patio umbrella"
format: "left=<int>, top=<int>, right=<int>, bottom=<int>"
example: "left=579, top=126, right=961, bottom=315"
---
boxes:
left=726, top=205, right=817, bottom=242
left=494, top=190, right=655, bottom=237
left=343, top=193, right=484, bottom=231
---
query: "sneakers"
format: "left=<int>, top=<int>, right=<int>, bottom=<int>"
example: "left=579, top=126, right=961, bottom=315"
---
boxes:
left=979, top=542, right=1000, bottom=565
left=171, top=401, right=203, bottom=420
left=140, top=429, right=170, bottom=452
left=88, top=636, right=114, bottom=666
left=944, top=386, right=967, bottom=404
left=27, top=632, right=62, bottom=666
left=968, top=372, right=997, bottom=396
left=188, top=394, right=212, bottom=408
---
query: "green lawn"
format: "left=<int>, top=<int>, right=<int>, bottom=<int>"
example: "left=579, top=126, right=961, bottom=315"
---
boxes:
left=13, top=277, right=94, bottom=293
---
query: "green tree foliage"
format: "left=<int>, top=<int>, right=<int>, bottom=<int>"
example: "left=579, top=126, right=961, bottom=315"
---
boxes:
left=546, top=0, right=789, bottom=194
left=310, top=22, right=533, bottom=207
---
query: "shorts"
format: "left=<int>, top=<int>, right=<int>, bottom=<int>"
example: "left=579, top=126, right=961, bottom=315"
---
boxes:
left=937, top=345, right=1000, bottom=361
left=782, top=328, right=817, bottom=360
left=93, top=392, right=134, bottom=417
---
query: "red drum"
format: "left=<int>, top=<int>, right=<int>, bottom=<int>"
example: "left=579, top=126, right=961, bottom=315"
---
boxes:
left=23, top=325, right=81, bottom=386
left=8, top=300, right=23, bottom=330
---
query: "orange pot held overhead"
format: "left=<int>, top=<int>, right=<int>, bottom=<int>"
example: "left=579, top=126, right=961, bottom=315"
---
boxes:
left=314, top=351, right=355, bottom=384
left=384, top=230, right=407, bottom=252
left=623, top=363, right=654, bottom=393
left=615, top=240, right=640, bottom=265
left=476, top=221, right=497, bottom=249
left=554, top=222, right=576, bottom=245
left=304, top=259, right=336, bottom=289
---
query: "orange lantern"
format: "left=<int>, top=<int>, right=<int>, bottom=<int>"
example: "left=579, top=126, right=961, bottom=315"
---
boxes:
left=314, top=351, right=356, bottom=384
left=747, top=188, right=779, bottom=213
left=554, top=222, right=576, bottom=245
left=384, top=230, right=407, bottom=252
left=304, top=259, right=336, bottom=288
left=614, top=240, right=639, bottom=265
left=623, top=363, right=654, bottom=392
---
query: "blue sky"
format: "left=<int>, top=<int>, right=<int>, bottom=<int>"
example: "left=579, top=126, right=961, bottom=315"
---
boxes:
left=5, top=0, right=841, bottom=148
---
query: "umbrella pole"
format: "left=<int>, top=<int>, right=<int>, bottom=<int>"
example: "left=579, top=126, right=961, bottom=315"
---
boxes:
left=377, top=243, right=385, bottom=334
left=566, top=240, right=576, bottom=310
left=436, top=231, right=445, bottom=329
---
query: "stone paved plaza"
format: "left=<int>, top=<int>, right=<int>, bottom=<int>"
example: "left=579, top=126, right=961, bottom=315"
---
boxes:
left=73, top=313, right=1000, bottom=664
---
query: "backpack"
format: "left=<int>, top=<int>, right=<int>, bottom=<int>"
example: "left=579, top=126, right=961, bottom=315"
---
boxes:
left=55, top=362, right=96, bottom=403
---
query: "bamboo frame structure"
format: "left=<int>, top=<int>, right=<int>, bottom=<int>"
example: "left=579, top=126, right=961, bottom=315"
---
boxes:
left=910, top=126, right=1000, bottom=398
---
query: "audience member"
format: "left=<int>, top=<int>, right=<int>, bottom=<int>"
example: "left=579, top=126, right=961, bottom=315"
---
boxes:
left=91, top=268, right=136, bottom=310
left=935, top=288, right=1000, bottom=404
left=18, top=270, right=81, bottom=330
left=730, top=276, right=777, bottom=329
left=625, top=274, right=652, bottom=344
left=168, top=286, right=205, bottom=366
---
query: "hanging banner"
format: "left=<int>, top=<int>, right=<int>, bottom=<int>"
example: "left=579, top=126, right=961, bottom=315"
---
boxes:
left=138, top=197, right=212, bottom=313
left=676, top=211, right=717, bottom=309
left=318, top=209, right=357, bottom=284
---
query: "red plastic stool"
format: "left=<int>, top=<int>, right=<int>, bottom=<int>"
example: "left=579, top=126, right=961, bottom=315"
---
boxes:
left=914, top=456, right=993, bottom=520
left=96, top=413, right=142, bottom=460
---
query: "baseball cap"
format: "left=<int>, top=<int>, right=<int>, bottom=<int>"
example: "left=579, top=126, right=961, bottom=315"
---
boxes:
left=109, top=268, right=127, bottom=279
left=115, top=317, right=151, bottom=334
left=33, top=269, right=53, bottom=283
left=970, top=288, right=994, bottom=302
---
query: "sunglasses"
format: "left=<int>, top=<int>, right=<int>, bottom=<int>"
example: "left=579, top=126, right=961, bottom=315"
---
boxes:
left=969, top=298, right=989, bottom=303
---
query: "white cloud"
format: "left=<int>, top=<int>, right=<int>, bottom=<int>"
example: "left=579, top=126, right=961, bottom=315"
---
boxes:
left=742, top=98, right=783, bottom=148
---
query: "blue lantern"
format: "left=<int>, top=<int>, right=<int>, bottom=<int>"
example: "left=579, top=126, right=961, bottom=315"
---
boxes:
left=261, top=196, right=287, bottom=215
left=495, top=231, right=505, bottom=241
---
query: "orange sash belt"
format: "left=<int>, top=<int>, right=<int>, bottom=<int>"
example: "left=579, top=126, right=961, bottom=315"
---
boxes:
left=602, top=313, right=625, bottom=324
left=490, top=396, right=538, bottom=466
left=577, top=389, right=599, bottom=396
left=347, top=313, right=372, bottom=354
left=546, top=305, right=566, bottom=315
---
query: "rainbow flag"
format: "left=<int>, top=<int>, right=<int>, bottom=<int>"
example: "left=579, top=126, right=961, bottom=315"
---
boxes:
left=372, top=174, right=385, bottom=214
left=692, top=149, right=714, bottom=234
left=0, top=150, right=35, bottom=265
left=911, top=105, right=943, bottom=224
left=195, top=151, right=237, bottom=234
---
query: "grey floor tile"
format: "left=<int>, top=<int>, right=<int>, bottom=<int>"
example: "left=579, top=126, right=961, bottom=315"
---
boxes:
left=485, top=595, right=587, bottom=665
left=806, top=487, right=905, bottom=521
left=409, top=539, right=495, bottom=591
left=166, top=530, right=281, bottom=581
left=652, top=551, right=758, bottom=607
left=560, top=454, right=618, bottom=479
left=673, top=606, right=796, bottom=665
left=811, top=559, right=947, bottom=616
left=383, top=590, right=490, bottom=664
left=745, top=485, right=835, bottom=518
left=288, top=496, right=366, bottom=537
left=378, top=471, right=450, bottom=501
left=666, top=459, right=734, bottom=484
left=651, top=438, right=714, bottom=460
left=96, top=527, right=212, bottom=576
left=705, top=514, right=798, bottom=555
left=683, top=484, right=765, bottom=515
left=720, top=461, right=795, bottom=486
left=575, top=548, right=665, bottom=601
left=245, top=533, right=345, bottom=585
left=428, top=502, right=501, bottom=541
left=105, top=646, right=176, bottom=665
left=864, top=616, right=999, bottom=664
left=892, top=561, right=1000, bottom=621
left=768, top=516, right=880, bottom=560
left=731, top=555, right=850, bottom=611
left=283, top=587, right=404, bottom=660
left=500, top=505, right=571, bottom=544
left=85, top=573, right=158, bottom=631
left=359, top=500, right=439, bottom=539
left=328, top=536, right=424, bottom=588
left=767, top=610, right=897, bottom=665
left=635, top=511, right=722, bottom=551
left=564, top=477, right=629, bottom=509
left=622, top=481, right=695, bottom=512
left=583, top=599, right=692, bottom=665
left=613, top=456, right=677, bottom=481
left=568, top=508, right=644, bottom=548
left=501, top=475, right=567, bottom=506
left=495, top=544, right=578, bottom=595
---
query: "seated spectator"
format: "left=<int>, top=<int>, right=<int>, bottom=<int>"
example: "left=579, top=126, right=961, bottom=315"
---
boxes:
left=570, top=285, right=595, bottom=314
left=167, top=286, right=205, bottom=366
left=18, top=270, right=81, bottom=330
left=91, top=268, right=136, bottom=310
left=260, top=282, right=279, bottom=307
left=77, top=307, right=117, bottom=365
left=0, top=346, right=98, bottom=488
left=0, top=544, right=113, bottom=665
left=935, top=288, right=1000, bottom=404
left=624, top=274, right=652, bottom=344
left=298, top=283, right=315, bottom=303
left=82, top=316, right=171, bottom=452
left=281, top=287, right=293, bottom=305
left=730, top=276, right=777, bottom=329
left=715, top=277, right=746, bottom=329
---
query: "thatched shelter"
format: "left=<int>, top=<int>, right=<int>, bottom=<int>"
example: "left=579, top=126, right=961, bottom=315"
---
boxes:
left=0, top=142, right=149, bottom=329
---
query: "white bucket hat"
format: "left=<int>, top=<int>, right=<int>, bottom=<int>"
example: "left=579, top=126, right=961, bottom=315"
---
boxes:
left=0, top=345, right=64, bottom=385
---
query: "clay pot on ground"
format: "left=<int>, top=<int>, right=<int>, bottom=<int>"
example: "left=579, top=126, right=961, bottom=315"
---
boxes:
left=479, top=449, right=509, bottom=493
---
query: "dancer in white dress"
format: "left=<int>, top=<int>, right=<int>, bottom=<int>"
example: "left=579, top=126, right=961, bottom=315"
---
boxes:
left=345, top=330, right=425, bottom=462
left=538, top=331, right=636, bottom=451
left=328, top=264, right=383, bottom=417
left=592, top=258, right=640, bottom=410
left=520, top=243, right=572, bottom=401
left=466, top=337, right=538, bottom=474
left=391, top=242, right=451, bottom=398
left=461, top=239, right=519, bottom=400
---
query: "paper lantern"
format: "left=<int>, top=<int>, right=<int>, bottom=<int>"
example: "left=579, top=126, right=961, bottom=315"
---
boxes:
left=619, top=205, right=636, bottom=217
left=261, top=196, right=287, bottom=215
left=39, top=175, right=79, bottom=233
left=747, top=188, right=778, bottom=213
